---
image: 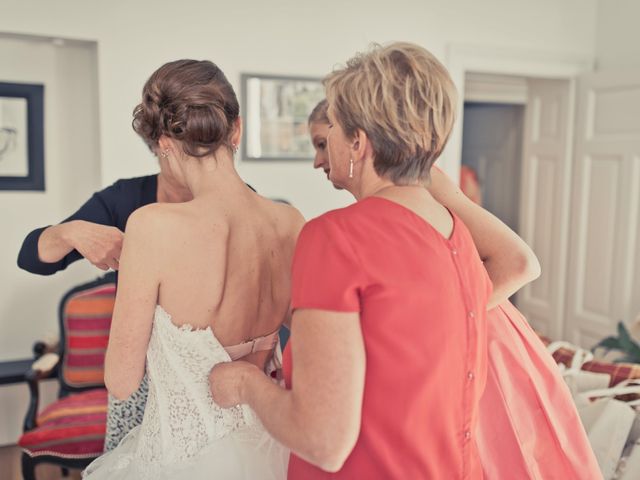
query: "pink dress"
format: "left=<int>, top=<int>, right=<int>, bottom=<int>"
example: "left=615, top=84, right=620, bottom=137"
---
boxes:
left=478, top=301, right=602, bottom=479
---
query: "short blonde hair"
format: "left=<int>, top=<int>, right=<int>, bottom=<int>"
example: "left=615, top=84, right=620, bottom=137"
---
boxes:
left=324, top=42, right=457, bottom=184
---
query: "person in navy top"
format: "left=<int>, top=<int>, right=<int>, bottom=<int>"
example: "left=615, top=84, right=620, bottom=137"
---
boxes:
left=18, top=174, right=166, bottom=275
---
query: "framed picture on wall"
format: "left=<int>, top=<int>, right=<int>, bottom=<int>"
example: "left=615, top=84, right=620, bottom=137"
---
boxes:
left=241, top=74, right=325, bottom=161
left=0, top=82, right=45, bottom=191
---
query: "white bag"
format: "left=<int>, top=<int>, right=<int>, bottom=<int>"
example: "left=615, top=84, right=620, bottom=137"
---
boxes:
left=576, top=383, right=640, bottom=480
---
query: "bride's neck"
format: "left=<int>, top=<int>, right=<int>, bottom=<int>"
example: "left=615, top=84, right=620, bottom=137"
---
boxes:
left=184, top=154, right=245, bottom=198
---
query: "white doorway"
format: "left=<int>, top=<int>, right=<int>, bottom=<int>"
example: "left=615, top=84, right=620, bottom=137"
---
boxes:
left=462, top=74, right=575, bottom=338
left=460, top=73, right=574, bottom=331
left=461, top=78, right=526, bottom=234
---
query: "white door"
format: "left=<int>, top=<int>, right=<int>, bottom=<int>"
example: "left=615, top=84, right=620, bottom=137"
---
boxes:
left=564, top=71, right=640, bottom=347
left=517, top=79, right=575, bottom=339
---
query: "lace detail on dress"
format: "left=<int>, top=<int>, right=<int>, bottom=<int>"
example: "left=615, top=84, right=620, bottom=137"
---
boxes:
left=133, top=306, right=253, bottom=464
left=83, top=305, right=289, bottom=480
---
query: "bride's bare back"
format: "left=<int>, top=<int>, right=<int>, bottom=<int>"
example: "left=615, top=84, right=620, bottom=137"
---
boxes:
left=151, top=187, right=304, bottom=366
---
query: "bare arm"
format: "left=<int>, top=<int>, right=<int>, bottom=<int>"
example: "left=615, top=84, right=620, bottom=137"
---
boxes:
left=38, top=221, right=123, bottom=270
left=428, top=167, right=541, bottom=309
left=104, top=208, right=160, bottom=399
left=210, top=309, right=366, bottom=472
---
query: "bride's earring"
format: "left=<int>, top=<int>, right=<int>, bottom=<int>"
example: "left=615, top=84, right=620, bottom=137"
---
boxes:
left=349, top=158, right=354, bottom=179
left=160, top=149, right=170, bottom=159
left=232, top=143, right=239, bottom=155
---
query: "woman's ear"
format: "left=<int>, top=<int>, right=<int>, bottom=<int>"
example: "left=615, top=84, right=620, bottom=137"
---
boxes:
left=231, top=117, right=243, bottom=149
left=157, top=135, right=172, bottom=155
left=352, top=129, right=369, bottom=162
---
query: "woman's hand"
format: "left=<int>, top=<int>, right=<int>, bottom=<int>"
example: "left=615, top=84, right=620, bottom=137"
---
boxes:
left=210, top=361, right=260, bottom=408
left=39, top=220, right=124, bottom=270
left=68, top=221, right=124, bottom=270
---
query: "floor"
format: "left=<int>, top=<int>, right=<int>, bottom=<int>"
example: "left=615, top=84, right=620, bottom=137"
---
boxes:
left=0, top=445, right=82, bottom=480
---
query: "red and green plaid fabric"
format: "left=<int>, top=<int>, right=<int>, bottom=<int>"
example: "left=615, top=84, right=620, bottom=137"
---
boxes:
left=62, top=283, right=116, bottom=388
left=539, top=335, right=640, bottom=399
left=19, top=389, right=108, bottom=458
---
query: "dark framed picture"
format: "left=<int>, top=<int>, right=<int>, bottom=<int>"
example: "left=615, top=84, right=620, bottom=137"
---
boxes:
left=241, top=74, right=325, bottom=161
left=0, top=82, right=45, bottom=191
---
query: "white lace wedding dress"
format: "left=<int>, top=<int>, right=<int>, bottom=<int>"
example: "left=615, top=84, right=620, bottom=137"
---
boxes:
left=83, top=305, right=289, bottom=479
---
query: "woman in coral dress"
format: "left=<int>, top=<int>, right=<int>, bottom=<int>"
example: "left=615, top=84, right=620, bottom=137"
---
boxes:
left=306, top=97, right=602, bottom=480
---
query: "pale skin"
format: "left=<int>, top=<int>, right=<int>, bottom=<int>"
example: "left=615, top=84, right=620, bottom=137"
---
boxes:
left=36, top=155, right=193, bottom=271
left=210, top=110, right=542, bottom=472
left=105, top=120, right=305, bottom=400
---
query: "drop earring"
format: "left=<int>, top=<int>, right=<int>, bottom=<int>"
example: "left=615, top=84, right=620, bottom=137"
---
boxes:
left=349, top=158, right=354, bottom=179
left=160, top=149, right=170, bottom=159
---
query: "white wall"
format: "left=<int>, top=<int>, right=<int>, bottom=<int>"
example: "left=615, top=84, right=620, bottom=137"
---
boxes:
left=595, top=0, right=640, bottom=71
left=0, top=35, right=101, bottom=362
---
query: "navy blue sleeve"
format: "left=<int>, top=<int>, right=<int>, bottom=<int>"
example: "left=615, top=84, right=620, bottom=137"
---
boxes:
left=17, top=184, right=122, bottom=276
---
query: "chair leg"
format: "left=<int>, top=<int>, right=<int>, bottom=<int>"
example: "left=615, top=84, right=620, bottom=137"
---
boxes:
left=61, top=466, right=70, bottom=477
left=21, top=452, right=37, bottom=480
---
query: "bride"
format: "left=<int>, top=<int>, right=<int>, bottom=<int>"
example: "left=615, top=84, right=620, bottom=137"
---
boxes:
left=83, top=59, right=303, bottom=479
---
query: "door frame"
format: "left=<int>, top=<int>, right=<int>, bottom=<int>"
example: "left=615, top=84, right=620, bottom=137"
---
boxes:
left=440, top=44, right=593, bottom=181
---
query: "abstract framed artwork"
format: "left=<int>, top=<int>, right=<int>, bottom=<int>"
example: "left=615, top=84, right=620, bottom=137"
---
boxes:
left=241, top=74, right=325, bottom=161
left=0, top=82, right=45, bottom=191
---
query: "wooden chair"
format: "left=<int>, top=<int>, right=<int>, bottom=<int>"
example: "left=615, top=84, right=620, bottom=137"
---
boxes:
left=18, top=273, right=116, bottom=479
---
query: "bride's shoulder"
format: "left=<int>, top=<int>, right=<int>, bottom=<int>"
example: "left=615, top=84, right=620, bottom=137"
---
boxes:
left=266, top=200, right=305, bottom=238
left=126, top=202, right=181, bottom=227
left=123, top=203, right=192, bottom=244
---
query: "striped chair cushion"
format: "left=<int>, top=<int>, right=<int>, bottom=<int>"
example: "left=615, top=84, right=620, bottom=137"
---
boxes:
left=62, top=283, right=116, bottom=388
left=19, top=389, right=107, bottom=458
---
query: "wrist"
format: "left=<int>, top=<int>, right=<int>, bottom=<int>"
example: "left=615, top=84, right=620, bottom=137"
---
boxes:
left=59, top=220, right=83, bottom=249
left=239, top=363, right=262, bottom=405
left=37, top=222, right=77, bottom=262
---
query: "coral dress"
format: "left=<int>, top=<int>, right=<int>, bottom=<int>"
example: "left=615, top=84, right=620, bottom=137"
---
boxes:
left=284, top=197, right=492, bottom=479
left=477, top=301, right=602, bottom=479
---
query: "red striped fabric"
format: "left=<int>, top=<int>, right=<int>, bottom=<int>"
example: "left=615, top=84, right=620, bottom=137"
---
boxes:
left=67, top=317, right=112, bottom=331
left=19, top=389, right=108, bottom=458
left=64, top=353, right=106, bottom=367
left=62, top=283, right=116, bottom=388
left=68, top=336, right=109, bottom=349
